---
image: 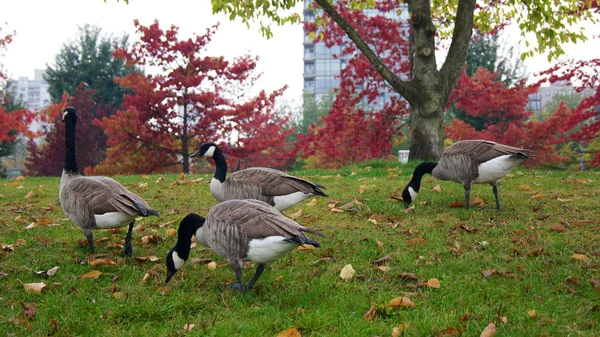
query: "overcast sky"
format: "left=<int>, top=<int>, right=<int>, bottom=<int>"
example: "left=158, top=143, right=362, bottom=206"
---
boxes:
left=2, top=0, right=598, bottom=104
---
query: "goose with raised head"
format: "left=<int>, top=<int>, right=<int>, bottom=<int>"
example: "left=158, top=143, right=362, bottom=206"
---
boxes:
left=59, top=107, right=159, bottom=255
left=191, top=142, right=327, bottom=211
left=402, top=140, right=534, bottom=210
left=165, top=199, right=325, bottom=291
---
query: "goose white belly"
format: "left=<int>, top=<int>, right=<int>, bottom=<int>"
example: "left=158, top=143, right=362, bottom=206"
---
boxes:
left=209, top=178, right=225, bottom=201
left=94, top=212, right=136, bottom=229
left=246, top=236, right=298, bottom=264
left=473, top=155, right=523, bottom=184
left=273, top=192, right=311, bottom=211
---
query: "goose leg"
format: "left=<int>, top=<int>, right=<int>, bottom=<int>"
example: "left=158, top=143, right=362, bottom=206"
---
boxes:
left=492, top=183, right=501, bottom=210
left=464, top=185, right=471, bottom=210
left=123, top=221, right=134, bottom=256
left=246, top=263, right=266, bottom=290
left=86, top=232, right=95, bottom=254
left=227, top=259, right=245, bottom=291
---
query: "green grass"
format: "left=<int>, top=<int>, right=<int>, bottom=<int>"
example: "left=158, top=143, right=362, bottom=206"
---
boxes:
left=1, top=161, right=599, bottom=336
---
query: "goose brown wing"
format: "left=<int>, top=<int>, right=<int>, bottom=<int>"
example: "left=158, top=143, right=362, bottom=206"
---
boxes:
left=444, top=140, right=532, bottom=165
left=228, top=167, right=323, bottom=196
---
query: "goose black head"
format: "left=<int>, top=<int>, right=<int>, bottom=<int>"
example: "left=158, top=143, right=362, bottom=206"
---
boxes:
left=190, top=142, right=218, bottom=158
left=62, top=106, right=78, bottom=123
left=401, top=183, right=419, bottom=208
left=165, top=213, right=206, bottom=284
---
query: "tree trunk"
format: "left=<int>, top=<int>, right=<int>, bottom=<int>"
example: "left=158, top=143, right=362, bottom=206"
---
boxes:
left=182, top=94, right=190, bottom=174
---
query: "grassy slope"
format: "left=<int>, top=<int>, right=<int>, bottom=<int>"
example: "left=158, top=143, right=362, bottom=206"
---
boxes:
left=0, top=161, right=599, bottom=336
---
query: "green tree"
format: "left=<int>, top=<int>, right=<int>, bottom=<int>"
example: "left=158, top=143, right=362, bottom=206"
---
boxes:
left=300, top=92, right=334, bottom=135
left=44, top=24, right=135, bottom=108
left=207, top=0, right=593, bottom=160
left=542, top=91, right=585, bottom=119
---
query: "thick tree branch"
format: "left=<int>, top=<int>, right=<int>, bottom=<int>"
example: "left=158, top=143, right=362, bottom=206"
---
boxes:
left=438, top=0, right=477, bottom=103
left=314, top=0, right=417, bottom=102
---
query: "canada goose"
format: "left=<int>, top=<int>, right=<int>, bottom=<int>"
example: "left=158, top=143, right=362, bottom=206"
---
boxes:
left=165, top=199, right=324, bottom=291
left=190, top=142, right=327, bottom=211
left=59, top=107, right=159, bottom=255
left=401, top=140, right=534, bottom=210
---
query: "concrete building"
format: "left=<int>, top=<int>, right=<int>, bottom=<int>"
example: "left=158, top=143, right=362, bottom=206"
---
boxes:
left=302, top=1, right=408, bottom=109
left=527, top=81, right=578, bottom=116
left=15, top=69, right=51, bottom=112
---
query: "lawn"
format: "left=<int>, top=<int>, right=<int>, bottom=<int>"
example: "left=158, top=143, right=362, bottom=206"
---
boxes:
left=0, top=161, right=599, bottom=336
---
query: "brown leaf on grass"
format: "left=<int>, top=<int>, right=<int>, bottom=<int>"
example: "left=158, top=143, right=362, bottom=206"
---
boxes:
left=140, top=272, right=150, bottom=285
left=113, top=292, right=124, bottom=299
left=376, top=265, right=390, bottom=273
left=389, top=296, right=415, bottom=308
left=591, top=280, right=600, bottom=290
left=565, top=276, right=578, bottom=285
left=183, top=322, right=195, bottom=332
left=23, top=282, right=47, bottom=294
left=207, top=262, right=217, bottom=270
left=138, top=182, right=148, bottom=188
left=0, top=272, right=8, bottom=279
left=372, top=255, right=391, bottom=265
left=527, top=310, right=536, bottom=317
left=24, top=190, right=35, bottom=199
left=297, top=244, right=317, bottom=251
left=438, top=327, right=463, bottom=336
left=392, top=323, right=410, bottom=337
left=359, top=184, right=367, bottom=194
left=482, top=269, right=498, bottom=278
left=517, top=185, right=532, bottom=191
left=532, top=193, right=543, bottom=199
left=306, top=198, right=318, bottom=206
left=80, top=270, right=102, bottom=280
left=426, top=278, right=441, bottom=289
left=526, top=248, right=544, bottom=257
left=459, top=313, right=480, bottom=323
left=470, top=197, right=485, bottom=206
left=433, top=184, right=443, bottom=192
left=480, top=322, right=496, bottom=337
left=449, top=201, right=464, bottom=208
left=49, top=319, right=61, bottom=332
left=166, top=228, right=178, bottom=236
left=403, top=205, right=416, bottom=213
left=111, top=275, right=122, bottom=283
left=571, top=254, right=590, bottom=263
left=340, top=264, right=355, bottom=280
left=9, top=181, right=24, bottom=188
left=141, top=235, right=163, bottom=245
left=549, top=224, right=568, bottom=233
left=407, top=238, right=427, bottom=246
left=90, top=258, right=116, bottom=266
left=277, top=327, right=302, bottom=337
left=20, top=301, right=37, bottom=318
left=396, top=272, right=418, bottom=281
left=363, top=306, right=377, bottom=321
left=288, top=209, right=303, bottom=220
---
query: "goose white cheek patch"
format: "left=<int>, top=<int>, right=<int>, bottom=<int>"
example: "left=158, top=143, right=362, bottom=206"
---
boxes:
left=204, top=146, right=216, bottom=157
left=408, top=186, right=418, bottom=201
left=172, top=251, right=186, bottom=270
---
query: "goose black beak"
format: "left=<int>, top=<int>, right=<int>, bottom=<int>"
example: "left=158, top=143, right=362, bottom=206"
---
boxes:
left=165, top=270, right=176, bottom=284
left=403, top=200, right=411, bottom=208
left=189, top=150, right=200, bottom=158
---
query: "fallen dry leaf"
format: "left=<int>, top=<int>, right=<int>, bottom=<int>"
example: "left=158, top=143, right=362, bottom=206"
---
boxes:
left=277, top=327, right=302, bottom=337
left=532, top=193, right=543, bottom=199
left=306, top=199, right=318, bottom=206
left=388, top=296, right=415, bottom=308
left=141, top=174, right=149, bottom=179
left=288, top=209, right=303, bottom=220
left=470, top=197, right=485, bottom=206
left=138, top=182, right=148, bottom=188
left=449, top=201, right=464, bottom=208
left=571, top=254, right=590, bottom=263
left=183, top=322, right=195, bottom=332
left=90, top=258, right=116, bottom=266
left=297, top=244, right=317, bottom=251
left=207, top=262, right=217, bottom=270
left=392, top=323, right=410, bottom=337
left=480, top=322, right=496, bottom=337
left=482, top=269, right=498, bottom=278
left=549, top=224, right=568, bottom=233
left=140, top=272, right=150, bottom=285
left=403, top=205, right=415, bottom=213
left=363, top=306, right=377, bottom=321
left=426, top=278, right=440, bottom=289
left=20, top=301, right=37, bottom=318
left=340, top=264, right=355, bottom=280
left=23, top=282, right=47, bottom=294
left=376, top=265, right=390, bottom=273
left=359, top=184, right=367, bottom=194
left=24, top=190, right=35, bottom=199
left=517, top=185, right=531, bottom=191
left=113, top=292, right=124, bottom=299
left=46, top=266, right=60, bottom=277
left=396, top=272, right=418, bottom=281
left=438, top=327, right=463, bottom=336
left=433, top=184, right=443, bottom=192
left=406, top=238, right=427, bottom=246
left=80, top=270, right=102, bottom=280
left=527, top=309, right=536, bottom=317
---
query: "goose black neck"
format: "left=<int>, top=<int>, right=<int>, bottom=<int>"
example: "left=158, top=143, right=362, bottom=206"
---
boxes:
left=64, top=116, right=79, bottom=174
left=212, top=147, right=227, bottom=183
left=409, top=162, right=437, bottom=191
left=174, top=220, right=202, bottom=260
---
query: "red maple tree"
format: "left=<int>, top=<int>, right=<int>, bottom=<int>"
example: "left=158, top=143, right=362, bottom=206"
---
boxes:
left=1, top=29, right=35, bottom=144
left=91, top=20, right=295, bottom=175
left=446, top=68, right=577, bottom=166
left=25, top=86, right=113, bottom=176
left=297, top=0, right=410, bottom=168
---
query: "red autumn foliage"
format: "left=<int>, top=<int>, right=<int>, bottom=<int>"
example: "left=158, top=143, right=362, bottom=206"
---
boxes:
left=446, top=68, right=573, bottom=166
left=25, top=86, right=114, bottom=176
left=91, top=20, right=295, bottom=175
left=297, top=0, right=410, bottom=168
left=1, top=29, right=35, bottom=143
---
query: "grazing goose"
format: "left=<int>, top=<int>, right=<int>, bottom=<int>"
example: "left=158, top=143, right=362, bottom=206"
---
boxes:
left=59, top=107, right=159, bottom=255
left=190, top=142, right=327, bottom=211
left=165, top=199, right=325, bottom=291
left=402, top=140, right=534, bottom=210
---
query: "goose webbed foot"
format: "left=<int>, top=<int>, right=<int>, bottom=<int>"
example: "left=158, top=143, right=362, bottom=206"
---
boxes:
left=226, top=282, right=247, bottom=292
